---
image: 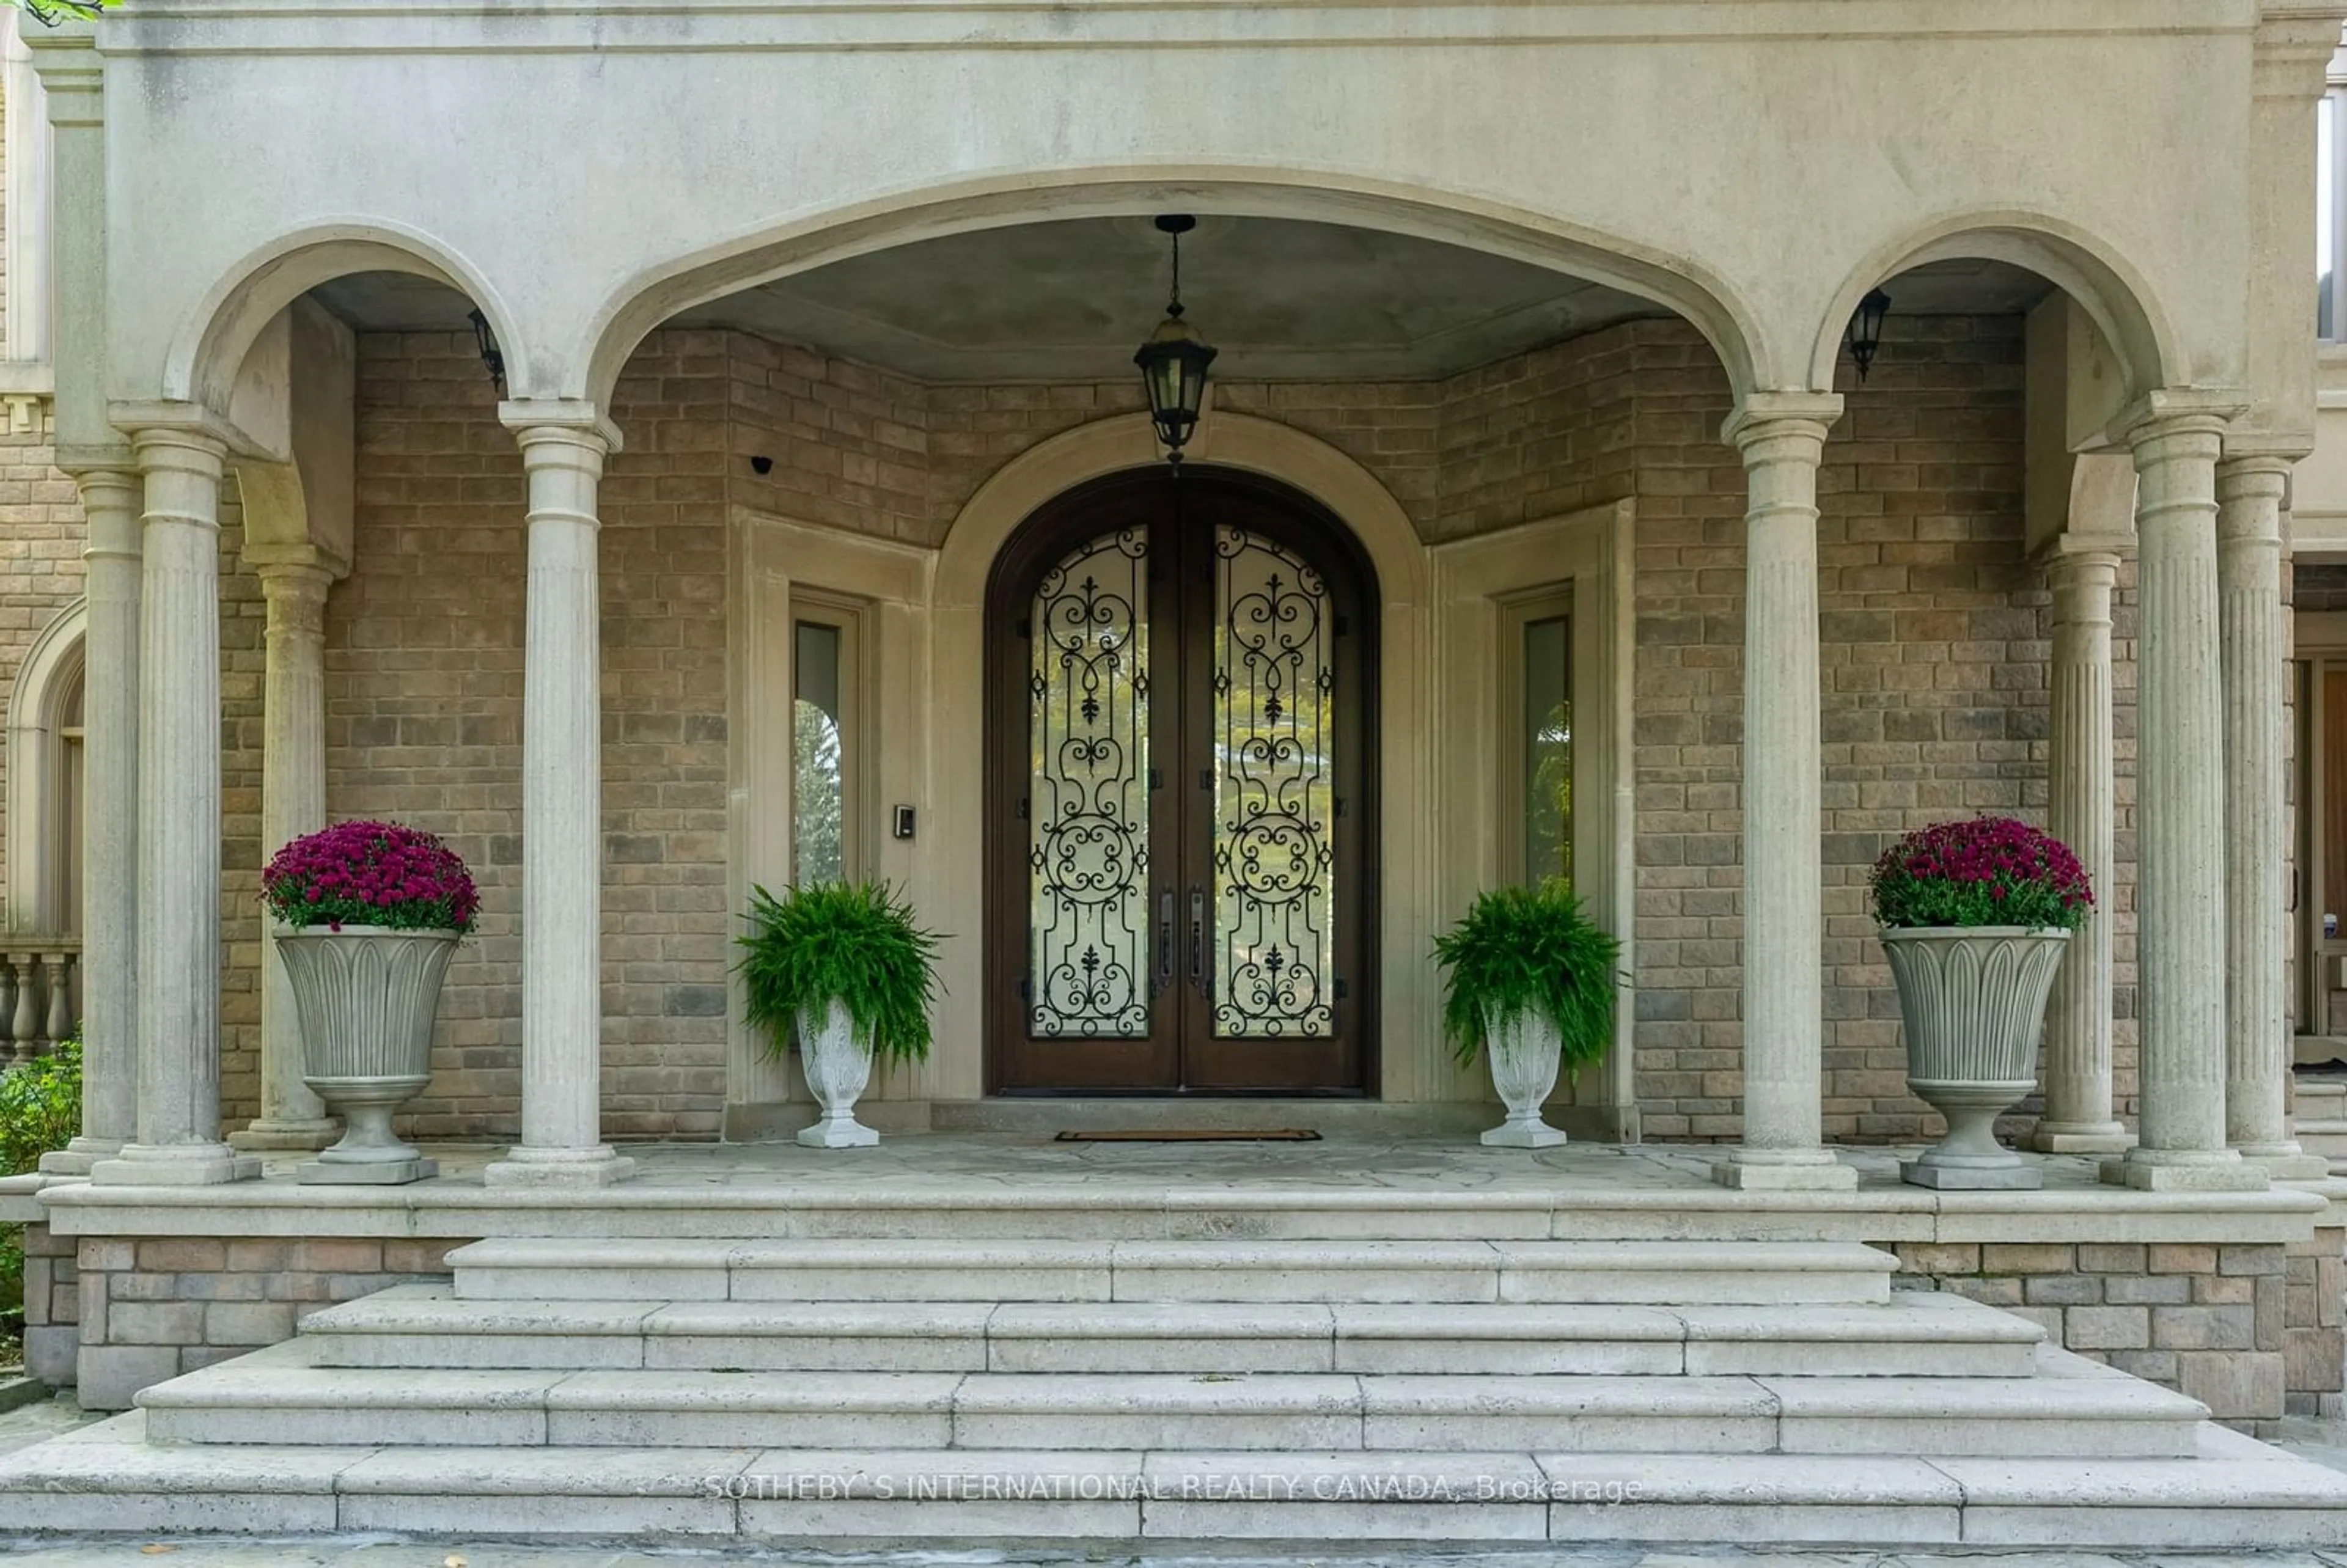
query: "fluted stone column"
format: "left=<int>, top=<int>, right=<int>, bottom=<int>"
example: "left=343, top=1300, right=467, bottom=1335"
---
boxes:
left=2106, top=397, right=2264, bottom=1191
left=483, top=408, right=633, bottom=1188
left=91, top=419, right=257, bottom=1187
left=2031, top=543, right=2133, bottom=1154
left=2217, top=453, right=2328, bottom=1179
left=40, top=460, right=139, bottom=1175
left=229, top=556, right=341, bottom=1152
left=1713, top=391, right=1855, bottom=1192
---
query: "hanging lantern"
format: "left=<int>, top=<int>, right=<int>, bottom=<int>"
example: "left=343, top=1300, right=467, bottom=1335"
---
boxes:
left=468, top=308, right=507, bottom=398
left=1847, top=288, right=1892, bottom=381
left=1133, top=214, right=1216, bottom=470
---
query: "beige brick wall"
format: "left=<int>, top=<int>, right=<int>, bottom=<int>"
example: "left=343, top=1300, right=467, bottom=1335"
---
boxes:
left=1623, top=315, right=2137, bottom=1141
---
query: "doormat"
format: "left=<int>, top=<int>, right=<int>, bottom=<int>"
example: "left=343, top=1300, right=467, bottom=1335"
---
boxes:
left=1054, top=1128, right=1322, bottom=1143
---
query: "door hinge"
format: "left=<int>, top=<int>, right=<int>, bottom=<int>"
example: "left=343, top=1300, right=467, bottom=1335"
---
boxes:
left=1018, top=978, right=1030, bottom=1002
left=1149, top=768, right=1163, bottom=790
left=1015, top=617, right=1030, bottom=639
left=1334, top=796, right=1347, bottom=819
left=1199, top=769, right=1214, bottom=791
left=1016, top=796, right=1029, bottom=821
left=1335, top=978, right=1349, bottom=1001
left=1335, top=614, right=1351, bottom=637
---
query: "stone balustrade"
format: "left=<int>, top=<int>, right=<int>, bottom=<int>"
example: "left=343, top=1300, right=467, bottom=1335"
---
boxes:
left=0, top=937, right=79, bottom=1061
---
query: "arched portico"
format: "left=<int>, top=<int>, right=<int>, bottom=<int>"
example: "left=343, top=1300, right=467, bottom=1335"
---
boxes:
left=1807, top=213, right=2183, bottom=403
left=575, top=171, right=1777, bottom=412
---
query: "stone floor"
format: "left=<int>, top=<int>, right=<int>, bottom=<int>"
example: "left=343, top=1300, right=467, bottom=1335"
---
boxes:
left=226, top=1134, right=2121, bottom=1195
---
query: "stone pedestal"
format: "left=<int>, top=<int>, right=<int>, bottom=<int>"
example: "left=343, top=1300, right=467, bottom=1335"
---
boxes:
left=2106, top=398, right=2265, bottom=1195
left=92, top=418, right=258, bottom=1189
left=1709, top=393, right=1855, bottom=1193
left=2032, top=544, right=2133, bottom=1155
left=482, top=410, right=634, bottom=1190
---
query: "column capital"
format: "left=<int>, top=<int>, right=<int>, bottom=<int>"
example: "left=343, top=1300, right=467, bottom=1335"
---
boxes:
left=54, top=442, right=136, bottom=480
left=244, top=543, right=340, bottom=585
left=499, top=398, right=623, bottom=457
left=2117, top=389, right=2248, bottom=452
left=2216, top=449, right=2303, bottom=482
left=20, top=23, right=100, bottom=131
left=2252, top=13, right=2345, bottom=101
left=2035, top=532, right=2132, bottom=571
left=1721, top=391, right=1843, bottom=450
left=250, top=555, right=335, bottom=628
left=114, top=401, right=237, bottom=467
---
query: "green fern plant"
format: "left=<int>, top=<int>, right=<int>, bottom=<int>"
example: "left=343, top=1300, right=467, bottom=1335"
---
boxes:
left=1433, top=882, right=1622, bottom=1066
left=737, top=882, right=942, bottom=1065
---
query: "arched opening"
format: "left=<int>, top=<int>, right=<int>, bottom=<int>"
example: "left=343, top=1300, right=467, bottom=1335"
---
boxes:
left=983, top=465, right=1380, bottom=1096
left=6, top=598, right=86, bottom=937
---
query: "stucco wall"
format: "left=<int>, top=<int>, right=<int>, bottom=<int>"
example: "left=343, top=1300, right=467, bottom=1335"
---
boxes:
left=270, top=313, right=2118, bottom=1143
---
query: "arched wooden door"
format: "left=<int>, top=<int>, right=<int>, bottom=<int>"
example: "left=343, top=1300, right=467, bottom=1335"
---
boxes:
left=985, top=467, right=1378, bottom=1094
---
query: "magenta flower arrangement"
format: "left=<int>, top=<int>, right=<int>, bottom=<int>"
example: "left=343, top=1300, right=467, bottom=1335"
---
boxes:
left=1870, top=816, right=2093, bottom=932
left=261, top=820, right=480, bottom=935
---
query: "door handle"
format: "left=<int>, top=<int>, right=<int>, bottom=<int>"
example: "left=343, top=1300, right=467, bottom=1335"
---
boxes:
left=1155, top=889, right=1175, bottom=995
left=1189, top=884, right=1211, bottom=999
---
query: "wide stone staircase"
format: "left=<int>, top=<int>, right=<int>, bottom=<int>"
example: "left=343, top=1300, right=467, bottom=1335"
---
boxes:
left=6, top=1212, right=2346, bottom=1547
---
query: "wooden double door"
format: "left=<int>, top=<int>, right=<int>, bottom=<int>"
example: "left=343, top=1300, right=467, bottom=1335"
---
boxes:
left=986, top=469, right=1376, bottom=1094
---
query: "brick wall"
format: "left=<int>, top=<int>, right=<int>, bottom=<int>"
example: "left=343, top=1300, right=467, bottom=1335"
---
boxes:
left=1625, top=315, right=2133, bottom=1141
left=1890, top=1238, right=2324, bottom=1433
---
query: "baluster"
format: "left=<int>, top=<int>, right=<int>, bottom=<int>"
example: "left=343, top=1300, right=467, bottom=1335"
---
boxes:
left=0, top=959, right=15, bottom=1067
left=42, top=951, right=73, bottom=1053
left=9, top=953, right=38, bottom=1063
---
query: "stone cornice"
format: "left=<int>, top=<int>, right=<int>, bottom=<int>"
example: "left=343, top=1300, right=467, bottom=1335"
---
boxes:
left=100, top=0, right=2261, bottom=57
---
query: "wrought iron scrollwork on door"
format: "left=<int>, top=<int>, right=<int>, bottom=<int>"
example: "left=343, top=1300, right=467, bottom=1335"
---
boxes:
left=1027, top=528, right=1152, bottom=1037
left=1210, top=525, right=1335, bottom=1038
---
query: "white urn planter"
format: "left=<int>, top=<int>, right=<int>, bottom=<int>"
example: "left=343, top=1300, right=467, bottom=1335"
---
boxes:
left=1480, top=1003, right=1567, bottom=1148
left=272, top=925, right=460, bottom=1184
left=797, top=997, right=880, bottom=1148
left=1879, top=925, right=2070, bottom=1190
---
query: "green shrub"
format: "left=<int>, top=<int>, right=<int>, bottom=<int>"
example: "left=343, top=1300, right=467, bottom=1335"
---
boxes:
left=737, top=882, right=942, bottom=1065
left=1433, top=884, right=1623, bottom=1067
left=0, top=1035, right=79, bottom=1321
left=0, top=1035, right=79, bottom=1178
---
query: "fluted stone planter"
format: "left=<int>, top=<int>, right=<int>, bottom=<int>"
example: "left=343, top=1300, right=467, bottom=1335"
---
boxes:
left=273, top=925, right=460, bottom=1184
left=1880, top=925, right=2070, bottom=1190
left=798, top=997, right=880, bottom=1148
left=1480, top=1003, right=1567, bottom=1148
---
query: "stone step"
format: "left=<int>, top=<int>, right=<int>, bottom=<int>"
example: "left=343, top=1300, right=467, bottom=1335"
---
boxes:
left=298, top=1283, right=2043, bottom=1378
left=444, top=1237, right=1898, bottom=1306
left=6, top=1413, right=2341, bottom=1548
left=134, top=1340, right=2200, bottom=1457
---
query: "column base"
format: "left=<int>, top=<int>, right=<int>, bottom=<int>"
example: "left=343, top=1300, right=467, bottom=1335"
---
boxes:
left=481, top=1145, right=637, bottom=1188
left=1710, top=1148, right=1859, bottom=1191
left=2029, top=1120, right=2136, bottom=1154
left=38, top=1136, right=123, bottom=1176
left=2099, top=1148, right=2271, bottom=1192
left=299, top=1156, right=438, bottom=1185
left=229, top=1118, right=342, bottom=1152
left=89, top=1143, right=262, bottom=1187
left=2233, top=1142, right=2334, bottom=1181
